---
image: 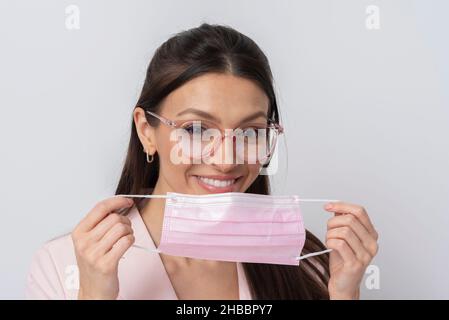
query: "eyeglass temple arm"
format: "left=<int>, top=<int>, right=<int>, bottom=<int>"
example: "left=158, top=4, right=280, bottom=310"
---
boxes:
left=145, top=110, right=176, bottom=127
left=268, top=121, right=284, bottom=134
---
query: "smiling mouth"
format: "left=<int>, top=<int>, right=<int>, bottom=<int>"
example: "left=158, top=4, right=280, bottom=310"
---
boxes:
left=193, top=175, right=242, bottom=193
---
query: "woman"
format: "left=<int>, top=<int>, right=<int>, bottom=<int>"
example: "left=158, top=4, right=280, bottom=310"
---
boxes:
left=26, top=23, right=378, bottom=300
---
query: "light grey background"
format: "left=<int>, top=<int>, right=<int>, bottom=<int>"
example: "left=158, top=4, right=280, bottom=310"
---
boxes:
left=0, top=0, right=448, bottom=299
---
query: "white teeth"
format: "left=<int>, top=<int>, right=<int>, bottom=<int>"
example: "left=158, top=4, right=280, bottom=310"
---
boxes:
left=198, top=176, right=236, bottom=188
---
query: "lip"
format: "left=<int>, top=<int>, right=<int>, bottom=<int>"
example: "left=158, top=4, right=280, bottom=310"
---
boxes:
left=193, top=175, right=243, bottom=193
left=195, top=175, right=242, bottom=180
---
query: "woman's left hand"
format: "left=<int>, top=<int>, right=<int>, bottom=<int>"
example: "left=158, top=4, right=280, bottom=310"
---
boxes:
left=324, top=202, right=379, bottom=299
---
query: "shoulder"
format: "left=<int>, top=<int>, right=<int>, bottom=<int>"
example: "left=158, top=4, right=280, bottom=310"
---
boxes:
left=25, top=234, right=78, bottom=300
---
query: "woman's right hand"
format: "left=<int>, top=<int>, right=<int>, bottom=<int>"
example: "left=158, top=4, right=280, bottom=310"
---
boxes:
left=71, top=196, right=135, bottom=300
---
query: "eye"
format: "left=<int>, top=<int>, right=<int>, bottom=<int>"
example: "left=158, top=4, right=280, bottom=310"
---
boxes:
left=183, top=122, right=208, bottom=136
left=243, top=128, right=258, bottom=138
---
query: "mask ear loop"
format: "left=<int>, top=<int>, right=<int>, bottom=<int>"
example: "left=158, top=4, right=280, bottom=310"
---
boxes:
left=115, top=194, right=174, bottom=199
left=296, top=249, right=333, bottom=261
left=292, top=197, right=340, bottom=261
left=131, top=244, right=162, bottom=254
left=115, top=194, right=176, bottom=255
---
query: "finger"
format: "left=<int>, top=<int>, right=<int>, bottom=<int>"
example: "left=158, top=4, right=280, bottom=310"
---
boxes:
left=76, top=196, right=134, bottom=233
left=324, top=201, right=378, bottom=239
left=95, top=223, right=134, bottom=255
left=88, top=213, right=131, bottom=243
left=104, top=234, right=135, bottom=263
left=326, top=238, right=357, bottom=264
left=327, top=227, right=373, bottom=264
left=327, top=215, right=378, bottom=256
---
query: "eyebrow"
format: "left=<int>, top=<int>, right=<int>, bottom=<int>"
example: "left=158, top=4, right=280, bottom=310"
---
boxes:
left=176, top=108, right=268, bottom=125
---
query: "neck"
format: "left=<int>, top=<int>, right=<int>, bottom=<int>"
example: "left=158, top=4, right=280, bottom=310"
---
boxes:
left=140, top=180, right=168, bottom=248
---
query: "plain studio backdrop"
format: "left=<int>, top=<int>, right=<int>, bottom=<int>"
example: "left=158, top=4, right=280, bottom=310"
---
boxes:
left=0, top=0, right=448, bottom=299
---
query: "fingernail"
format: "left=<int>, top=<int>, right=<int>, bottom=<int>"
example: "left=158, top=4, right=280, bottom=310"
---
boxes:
left=127, top=198, right=134, bottom=206
left=325, top=203, right=333, bottom=210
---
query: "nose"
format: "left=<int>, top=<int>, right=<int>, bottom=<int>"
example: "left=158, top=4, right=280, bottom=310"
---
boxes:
left=207, top=133, right=239, bottom=172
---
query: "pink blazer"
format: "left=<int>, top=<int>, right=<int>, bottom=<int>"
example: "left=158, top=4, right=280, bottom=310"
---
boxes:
left=25, top=204, right=253, bottom=300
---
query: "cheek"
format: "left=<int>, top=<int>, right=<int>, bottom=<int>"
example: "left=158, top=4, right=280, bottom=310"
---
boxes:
left=157, top=141, right=192, bottom=186
left=241, top=164, right=261, bottom=188
left=247, top=164, right=261, bottom=176
left=160, top=161, right=193, bottom=192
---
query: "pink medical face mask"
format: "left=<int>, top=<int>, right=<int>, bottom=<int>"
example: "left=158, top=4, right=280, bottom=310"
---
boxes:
left=116, top=192, right=338, bottom=266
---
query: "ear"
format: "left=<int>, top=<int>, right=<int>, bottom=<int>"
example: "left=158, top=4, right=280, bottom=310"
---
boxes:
left=133, top=107, right=157, bottom=155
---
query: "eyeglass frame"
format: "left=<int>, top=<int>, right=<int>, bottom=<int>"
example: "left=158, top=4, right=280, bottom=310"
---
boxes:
left=144, top=109, right=284, bottom=164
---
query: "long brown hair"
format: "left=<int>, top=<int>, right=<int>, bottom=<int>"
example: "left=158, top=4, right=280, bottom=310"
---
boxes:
left=115, top=23, right=330, bottom=299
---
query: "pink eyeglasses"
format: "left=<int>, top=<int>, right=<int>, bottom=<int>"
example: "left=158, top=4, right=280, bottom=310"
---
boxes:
left=145, top=110, right=284, bottom=164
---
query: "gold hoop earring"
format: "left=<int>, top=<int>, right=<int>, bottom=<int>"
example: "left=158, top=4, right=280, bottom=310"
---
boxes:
left=146, top=151, right=154, bottom=163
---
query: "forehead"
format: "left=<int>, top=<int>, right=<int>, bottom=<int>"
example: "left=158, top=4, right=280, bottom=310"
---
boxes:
left=160, top=73, right=270, bottom=123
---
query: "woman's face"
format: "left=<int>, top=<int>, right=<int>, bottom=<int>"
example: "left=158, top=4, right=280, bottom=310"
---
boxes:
left=134, top=73, right=269, bottom=195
